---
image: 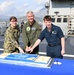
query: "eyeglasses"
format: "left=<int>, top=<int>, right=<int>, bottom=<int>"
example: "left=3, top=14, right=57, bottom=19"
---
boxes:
left=10, top=21, right=17, bottom=22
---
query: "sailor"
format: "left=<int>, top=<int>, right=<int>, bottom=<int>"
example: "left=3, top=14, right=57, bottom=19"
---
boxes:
left=21, top=19, right=24, bottom=33
left=22, top=11, right=41, bottom=54
left=30, top=15, right=65, bottom=58
left=3, top=16, right=24, bottom=53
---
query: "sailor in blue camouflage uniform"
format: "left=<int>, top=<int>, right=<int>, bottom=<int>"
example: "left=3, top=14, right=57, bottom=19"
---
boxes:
left=3, top=16, right=24, bottom=53
left=30, top=15, right=65, bottom=58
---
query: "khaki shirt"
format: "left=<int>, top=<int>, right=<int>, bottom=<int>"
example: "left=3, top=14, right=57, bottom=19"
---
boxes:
left=22, top=21, right=41, bottom=49
left=3, top=25, right=20, bottom=53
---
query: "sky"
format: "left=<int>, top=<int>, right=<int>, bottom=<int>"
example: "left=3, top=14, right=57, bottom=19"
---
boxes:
left=0, top=0, right=49, bottom=17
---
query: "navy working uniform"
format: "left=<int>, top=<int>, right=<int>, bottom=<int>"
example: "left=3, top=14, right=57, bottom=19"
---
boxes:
left=3, top=25, right=20, bottom=53
left=39, top=24, right=64, bottom=58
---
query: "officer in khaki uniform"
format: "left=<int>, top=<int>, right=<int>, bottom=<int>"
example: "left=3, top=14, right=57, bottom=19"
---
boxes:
left=22, top=11, right=41, bottom=54
left=3, top=16, right=24, bottom=53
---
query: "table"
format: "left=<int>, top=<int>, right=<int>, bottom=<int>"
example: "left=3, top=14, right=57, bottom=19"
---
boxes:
left=0, top=58, right=74, bottom=75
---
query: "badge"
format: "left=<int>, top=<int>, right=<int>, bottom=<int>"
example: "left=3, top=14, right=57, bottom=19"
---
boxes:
left=52, top=31, right=57, bottom=34
left=26, top=27, right=30, bottom=31
left=32, top=27, right=36, bottom=30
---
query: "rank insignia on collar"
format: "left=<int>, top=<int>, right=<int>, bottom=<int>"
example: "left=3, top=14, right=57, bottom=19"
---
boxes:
left=26, top=27, right=30, bottom=31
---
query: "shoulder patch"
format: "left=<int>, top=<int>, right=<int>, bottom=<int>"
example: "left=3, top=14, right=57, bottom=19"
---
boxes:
left=26, top=27, right=30, bottom=31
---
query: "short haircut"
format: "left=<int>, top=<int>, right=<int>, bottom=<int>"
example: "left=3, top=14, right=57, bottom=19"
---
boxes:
left=10, top=16, right=17, bottom=22
left=43, top=15, right=52, bottom=21
left=26, top=11, right=34, bottom=15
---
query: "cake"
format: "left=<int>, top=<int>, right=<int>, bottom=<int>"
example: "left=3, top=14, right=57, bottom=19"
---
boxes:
left=0, top=53, right=10, bottom=58
left=0, top=53, right=53, bottom=68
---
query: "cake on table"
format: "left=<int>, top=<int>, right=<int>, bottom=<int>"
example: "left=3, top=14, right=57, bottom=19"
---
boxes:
left=0, top=53, right=53, bottom=68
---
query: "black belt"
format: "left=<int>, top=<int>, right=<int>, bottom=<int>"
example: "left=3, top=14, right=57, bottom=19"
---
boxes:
left=48, top=44, right=60, bottom=47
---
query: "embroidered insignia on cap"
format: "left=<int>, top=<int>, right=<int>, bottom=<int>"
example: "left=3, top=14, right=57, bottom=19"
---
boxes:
left=26, top=27, right=30, bottom=31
